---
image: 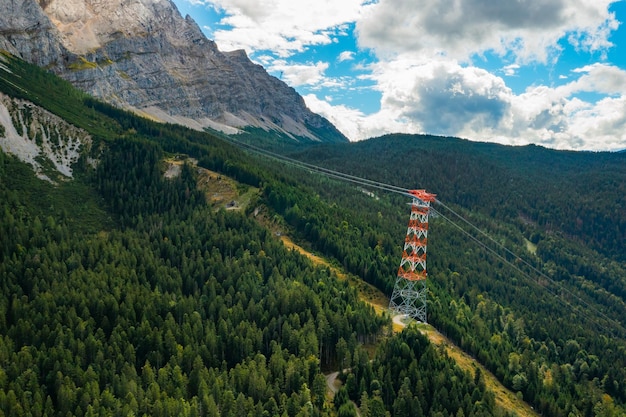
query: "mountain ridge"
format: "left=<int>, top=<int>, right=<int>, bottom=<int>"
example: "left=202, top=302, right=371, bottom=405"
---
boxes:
left=0, top=0, right=347, bottom=143
left=288, top=133, right=626, bottom=263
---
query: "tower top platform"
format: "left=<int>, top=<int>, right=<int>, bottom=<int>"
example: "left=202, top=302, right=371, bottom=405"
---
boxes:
left=406, top=189, right=437, bottom=202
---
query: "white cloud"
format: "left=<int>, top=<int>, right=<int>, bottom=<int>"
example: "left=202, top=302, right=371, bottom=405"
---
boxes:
left=503, top=64, right=520, bottom=76
left=367, top=58, right=512, bottom=136
left=255, top=54, right=274, bottom=65
left=567, top=63, right=626, bottom=95
left=199, top=0, right=367, bottom=56
left=191, top=0, right=618, bottom=64
left=502, top=86, right=626, bottom=151
left=268, top=60, right=329, bottom=86
left=304, top=94, right=417, bottom=141
left=356, top=0, right=618, bottom=63
left=338, top=51, right=355, bottom=62
left=310, top=59, right=626, bottom=150
left=567, top=96, right=626, bottom=150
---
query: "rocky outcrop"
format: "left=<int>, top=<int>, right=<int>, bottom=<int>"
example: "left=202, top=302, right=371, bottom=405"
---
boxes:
left=0, top=90, right=92, bottom=182
left=0, top=0, right=347, bottom=143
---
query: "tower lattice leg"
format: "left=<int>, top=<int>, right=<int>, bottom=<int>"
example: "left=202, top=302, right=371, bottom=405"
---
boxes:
left=389, top=189, right=436, bottom=323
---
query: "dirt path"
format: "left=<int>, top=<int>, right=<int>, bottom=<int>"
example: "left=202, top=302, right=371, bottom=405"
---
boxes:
left=325, top=370, right=362, bottom=417
left=280, top=236, right=388, bottom=311
left=164, top=157, right=257, bottom=210
left=325, top=371, right=340, bottom=395
left=392, top=313, right=408, bottom=330
left=280, top=234, right=539, bottom=417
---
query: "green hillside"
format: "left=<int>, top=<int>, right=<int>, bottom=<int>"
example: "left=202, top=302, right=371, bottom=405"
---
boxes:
left=1, top=51, right=625, bottom=417
left=280, top=134, right=626, bottom=416
left=1, top=53, right=507, bottom=417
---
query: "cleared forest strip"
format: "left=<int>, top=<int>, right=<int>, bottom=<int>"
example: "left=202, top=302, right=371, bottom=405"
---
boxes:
left=279, top=236, right=388, bottom=311
left=280, top=234, right=539, bottom=417
left=407, top=321, right=539, bottom=417
left=165, top=157, right=258, bottom=210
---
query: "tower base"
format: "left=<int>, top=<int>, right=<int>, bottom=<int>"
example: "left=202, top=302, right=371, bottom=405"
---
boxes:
left=389, top=278, right=427, bottom=323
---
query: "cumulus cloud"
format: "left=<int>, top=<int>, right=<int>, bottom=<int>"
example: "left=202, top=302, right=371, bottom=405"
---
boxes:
left=374, top=60, right=511, bottom=135
left=501, top=64, right=626, bottom=150
left=194, top=0, right=367, bottom=56
left=193, top=0, right=617, bottom=63
left=567, top=63, right=626, bottom=95
left=502, top=64, right=520, bottom=76
left=311, top=60, right=626, bottom=150
left=356, top=0, right=618, bottom=63
left=304, top=94, right=417, bottom=141
left=568, top=97, right=626, bottom=149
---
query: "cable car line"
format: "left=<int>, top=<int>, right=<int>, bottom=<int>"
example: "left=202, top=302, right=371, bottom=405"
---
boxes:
left=433, top=205, right=625, bottom=337
left=223, top=135, right=626, bottom=337
left=435, top=199, right=625, bottom=333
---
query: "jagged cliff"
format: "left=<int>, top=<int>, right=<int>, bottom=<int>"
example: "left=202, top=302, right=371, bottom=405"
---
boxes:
left=0, top=0, right=347, bottom=143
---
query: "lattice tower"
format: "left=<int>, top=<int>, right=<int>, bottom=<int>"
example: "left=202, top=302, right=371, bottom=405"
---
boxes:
left=389, top=189, right=437, bottom=323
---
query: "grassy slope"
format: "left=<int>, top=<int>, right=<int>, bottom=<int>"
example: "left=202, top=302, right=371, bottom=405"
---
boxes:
left=281, top=231, right=539, bottom=417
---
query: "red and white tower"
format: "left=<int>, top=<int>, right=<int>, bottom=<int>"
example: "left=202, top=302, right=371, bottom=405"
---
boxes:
left=389, top=189, right=437, bottom=323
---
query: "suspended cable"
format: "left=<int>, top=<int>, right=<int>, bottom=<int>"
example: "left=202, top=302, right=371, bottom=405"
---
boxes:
left=222, top=134, right=626, bottom=336
left=228, top=136, right=408, bottom=195
left=431, top=206, right=625, bottom=338
left=435, top=200, right=625, bottom=336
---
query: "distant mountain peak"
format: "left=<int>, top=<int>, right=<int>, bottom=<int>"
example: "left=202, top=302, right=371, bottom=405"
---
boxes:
left=0, top=0, right=347, bottom=143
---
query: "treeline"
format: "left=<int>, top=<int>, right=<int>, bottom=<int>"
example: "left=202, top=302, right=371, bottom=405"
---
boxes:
left=293, top=134, right=626, bottom=262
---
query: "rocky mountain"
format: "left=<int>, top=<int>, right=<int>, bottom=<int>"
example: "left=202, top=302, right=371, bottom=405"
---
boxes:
left=0, top=0, right=347, bottom=143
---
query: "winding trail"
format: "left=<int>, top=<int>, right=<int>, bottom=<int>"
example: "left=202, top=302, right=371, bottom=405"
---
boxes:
left=392, top=313, right=409, bottom=330
left=325, top=371, right=340, bottom=395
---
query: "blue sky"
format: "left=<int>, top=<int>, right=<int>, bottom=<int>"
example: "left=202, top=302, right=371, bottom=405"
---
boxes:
left=172, top=0, right=626, bottom=151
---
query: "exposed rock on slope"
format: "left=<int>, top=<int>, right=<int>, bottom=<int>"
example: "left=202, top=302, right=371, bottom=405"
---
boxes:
left=0, top=0, right=347, bottom=143
left=0, top=91, right=92, bottom=182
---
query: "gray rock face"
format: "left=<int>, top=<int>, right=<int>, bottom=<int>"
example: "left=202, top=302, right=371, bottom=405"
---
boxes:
left=0, top=0, right=68, bottom=67
left=0, top=0, right=347, bottom=142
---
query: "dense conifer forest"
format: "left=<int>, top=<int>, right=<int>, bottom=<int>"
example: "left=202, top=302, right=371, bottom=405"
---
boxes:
left=1, top=52, right=625, bottom=416
left=279, top=135, right=626, bottom=416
